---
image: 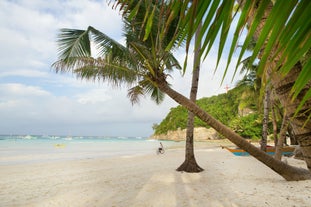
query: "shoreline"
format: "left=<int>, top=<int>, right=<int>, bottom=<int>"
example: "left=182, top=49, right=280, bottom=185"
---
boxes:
left=1, top=142, right=310, bottom=207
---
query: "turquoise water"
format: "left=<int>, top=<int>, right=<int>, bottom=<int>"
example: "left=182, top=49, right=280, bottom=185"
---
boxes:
left=0, top=135, right=177, bottom=165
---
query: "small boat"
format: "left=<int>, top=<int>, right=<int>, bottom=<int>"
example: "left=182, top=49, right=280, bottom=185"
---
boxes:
left=222, top=145, right=295, bottom=156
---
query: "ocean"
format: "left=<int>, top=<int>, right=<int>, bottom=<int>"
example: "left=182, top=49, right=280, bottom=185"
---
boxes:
left=0, top=135, right=181, bottom=165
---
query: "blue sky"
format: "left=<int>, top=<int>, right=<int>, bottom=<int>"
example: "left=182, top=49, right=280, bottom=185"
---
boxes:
left=0, top=0, right=243, bottom=137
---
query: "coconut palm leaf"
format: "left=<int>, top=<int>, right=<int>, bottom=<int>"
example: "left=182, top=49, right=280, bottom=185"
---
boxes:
left=53, top=0, right=181, bottom=104
left=116, top=0, right=311, bottom=119
left=57, top=29, right=91, bottom=61
left=127, top=79, right=166, bottom=105
left=141, top=79, right=166, bottom=104
left=53, top=27, right=140, bottom=87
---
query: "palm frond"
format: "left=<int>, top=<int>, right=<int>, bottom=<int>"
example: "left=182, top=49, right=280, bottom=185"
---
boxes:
left=127, top=79, right=165, bottom=105
left=163, top=52, right=182, bottom=72
left=127, top=85, right=144, bottom=105
left=53, top=56, right=139, bottom=87
left=118, top=0, right=311, bottom=116
left=140, top=79, right=165, bottom=104
left=57, top=28, right=91, bottom=61
left=88, top=26, right=128, bottom=58
left=129, top=41, right=156, bottom=75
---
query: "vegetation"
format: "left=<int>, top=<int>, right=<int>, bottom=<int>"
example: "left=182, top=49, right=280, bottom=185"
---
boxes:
left=154, top=85, right=264, bottom=140
left=229, top=113, right=262, bottom=140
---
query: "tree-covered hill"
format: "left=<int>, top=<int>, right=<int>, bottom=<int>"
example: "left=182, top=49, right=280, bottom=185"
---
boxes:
left=153, top=85, right=263, bottom=140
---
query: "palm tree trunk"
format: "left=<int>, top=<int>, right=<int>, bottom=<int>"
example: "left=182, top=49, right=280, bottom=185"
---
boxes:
left=274, top=113, right=289, bottom=160
left=155, top=78, right=311, bottom=181
left=176, top=111, right=204, bottom=172
left=271, top=104, right=278, bottom=147
left=176, top=21, right=203, bottom=173
left=261, top=85, right=270, bottom=151
left=288, top=125, right=298, bottom=145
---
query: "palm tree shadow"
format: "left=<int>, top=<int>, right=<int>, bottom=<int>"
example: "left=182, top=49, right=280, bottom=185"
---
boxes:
left=173, top=169, right=241, bottom=207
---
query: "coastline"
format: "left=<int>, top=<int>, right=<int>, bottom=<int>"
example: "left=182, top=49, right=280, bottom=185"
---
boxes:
left=1, top=141, right=310, bottom=207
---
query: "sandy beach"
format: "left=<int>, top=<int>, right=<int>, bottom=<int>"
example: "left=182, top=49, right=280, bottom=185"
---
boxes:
left=1, top=141, right=311, bottom=207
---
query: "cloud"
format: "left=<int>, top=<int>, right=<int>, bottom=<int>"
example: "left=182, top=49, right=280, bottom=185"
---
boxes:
left=0, top=83, right=50, bottom=97
left=0, top=0, right=244, bottom=137
left=75, top=88, right=112, bottom=104
left=0, top=69, right=49, bottom=78
left=0, top=81, right=175, bottom=136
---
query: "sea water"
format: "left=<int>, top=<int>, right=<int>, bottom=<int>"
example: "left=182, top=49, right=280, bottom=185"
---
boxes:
left=0, top=135, right=180, bottom=165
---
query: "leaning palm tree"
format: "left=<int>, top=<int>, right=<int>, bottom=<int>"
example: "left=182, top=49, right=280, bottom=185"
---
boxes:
left=53, top=0, right=311, bottom=180
left=116, top=0, right=311, bottom=179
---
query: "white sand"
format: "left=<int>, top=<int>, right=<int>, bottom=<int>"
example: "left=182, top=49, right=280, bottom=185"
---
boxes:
left=1, top=142, right=311, bottom=207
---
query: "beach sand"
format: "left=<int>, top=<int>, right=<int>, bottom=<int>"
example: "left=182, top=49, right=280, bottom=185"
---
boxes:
left=1, top=141, right=311, bottom=207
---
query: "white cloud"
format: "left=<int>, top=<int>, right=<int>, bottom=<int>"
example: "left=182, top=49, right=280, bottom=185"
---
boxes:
left=0, top=83, right=50, bottom=97
left=75, top=88, right=112, bottom=104
left=0, top=69, right=49, bottom=78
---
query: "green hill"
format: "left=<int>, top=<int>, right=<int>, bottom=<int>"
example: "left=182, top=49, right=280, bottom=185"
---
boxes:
left=153, top=86, right=263, bottom=140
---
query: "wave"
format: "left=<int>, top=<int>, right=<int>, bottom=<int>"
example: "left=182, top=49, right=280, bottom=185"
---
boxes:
left=17, top=135, right=38, bottom=140
left=0, top=135, right=150, bottom=143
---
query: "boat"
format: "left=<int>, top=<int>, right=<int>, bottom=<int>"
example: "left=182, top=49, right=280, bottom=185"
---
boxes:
left=222, top=145, right=295, bottom=156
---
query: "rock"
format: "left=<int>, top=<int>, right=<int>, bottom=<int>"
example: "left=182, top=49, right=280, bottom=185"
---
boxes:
left=238, top=107, right=255, bottom=117
left=149, top=127, right=220, bottom=141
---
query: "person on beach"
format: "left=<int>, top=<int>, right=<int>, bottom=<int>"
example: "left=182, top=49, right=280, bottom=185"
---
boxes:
left=157, top=142, right=165, bottom=154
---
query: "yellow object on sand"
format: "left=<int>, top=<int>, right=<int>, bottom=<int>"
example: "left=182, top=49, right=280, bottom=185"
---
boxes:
left=54, top=144, right=66, bottom=148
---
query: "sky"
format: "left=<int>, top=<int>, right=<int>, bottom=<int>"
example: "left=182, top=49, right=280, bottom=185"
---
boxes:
left=0, top=0, right=244, bottom=137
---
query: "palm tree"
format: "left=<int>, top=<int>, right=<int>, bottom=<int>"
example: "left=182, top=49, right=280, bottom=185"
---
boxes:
left=53, top=1, right=311, bottom=180
left=177, top=21, right=204, bottom=173
left=238, top=36, right=271, bottom=152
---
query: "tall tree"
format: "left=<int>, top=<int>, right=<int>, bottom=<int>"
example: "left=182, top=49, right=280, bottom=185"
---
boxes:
left=274, top=113, right=289, bottom=160
left=53, top=1, right=311, bottom=180
left=271, top=91, right=280, bottom=146
left=261, top=84, right=270, bottom=151
left=177, top=21, right=203, bottom=173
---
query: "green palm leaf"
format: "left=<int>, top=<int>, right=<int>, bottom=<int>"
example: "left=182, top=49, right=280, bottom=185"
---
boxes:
left=57, top=28, right=91, bottom=62
left=120, top=0, right=311, bottom=120
left=54, top=0, right=181, bottom=105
